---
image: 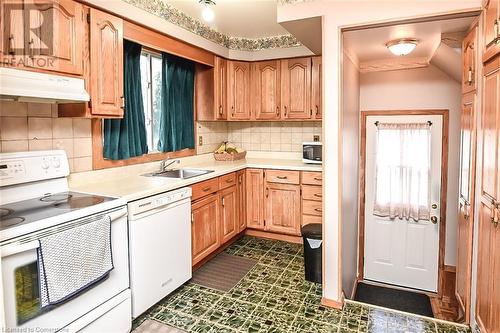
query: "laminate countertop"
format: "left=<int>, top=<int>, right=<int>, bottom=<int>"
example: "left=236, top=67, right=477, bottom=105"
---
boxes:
left=69, top=155, right=322, bottom=203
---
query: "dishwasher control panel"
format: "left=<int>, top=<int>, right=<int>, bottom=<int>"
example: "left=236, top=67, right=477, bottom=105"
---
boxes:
left=128, top=187, right=192, bottom=217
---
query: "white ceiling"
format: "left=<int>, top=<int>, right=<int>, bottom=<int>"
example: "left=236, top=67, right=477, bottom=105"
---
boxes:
left=343, top=16, right=474, bottom=65
left=166, top=0, right=289, bottom=39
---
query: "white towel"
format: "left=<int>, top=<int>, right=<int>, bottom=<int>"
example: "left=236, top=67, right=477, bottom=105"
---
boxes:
left=37, top=215, right=114, bottom=308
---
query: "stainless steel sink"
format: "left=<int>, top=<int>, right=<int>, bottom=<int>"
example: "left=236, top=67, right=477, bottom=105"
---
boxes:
left=143, top=168, right=214, bottom=179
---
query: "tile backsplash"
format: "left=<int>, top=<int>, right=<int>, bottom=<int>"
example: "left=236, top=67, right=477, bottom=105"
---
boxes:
left=0, top=101, right=93, bottom=172
left=196, top=121, right=322, bottom=154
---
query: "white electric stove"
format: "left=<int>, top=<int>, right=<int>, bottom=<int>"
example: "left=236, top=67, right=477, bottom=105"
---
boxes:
left=0, top=150, right=131, bottom=332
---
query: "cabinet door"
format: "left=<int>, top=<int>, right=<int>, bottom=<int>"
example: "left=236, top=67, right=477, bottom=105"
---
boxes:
left=89, top=8, right=124, bottom=117
left=220, top=185, right=238, bottom=243
left=192, top=193, right=220, bottom=266
left=311, top=56, right=322, bottom=119
left=214, top=56, right=227, bottom=120
left=246, top=168, right=264, bottom=230
left=462, top=26, right=477, bottom=94
left=1, top=0, right=26, bottom=62
left=227, top=60, right=250, bottom=120
left=236, top=170, right=246, bottom=232
left=281, top=57, right=311, bottom=119
left=455, top=92, right=476, bottom=322
left=24, top=0, right=84, bottom=75
left=484, top=0, right=499, bottom=60
left=264, top=183, right=301, bottom=235
left=252, top=60, right=281, bottom=120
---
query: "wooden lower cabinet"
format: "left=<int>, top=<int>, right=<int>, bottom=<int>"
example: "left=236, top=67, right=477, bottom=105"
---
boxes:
left=236, top=170, right=246, bottom=232
left=264, top=183, right=301, bottom=235
left=191, top=193, right=220, bottom=266
left=246, top=169, right=265, bottom=230
left=220, top=185, right=238, bottom=243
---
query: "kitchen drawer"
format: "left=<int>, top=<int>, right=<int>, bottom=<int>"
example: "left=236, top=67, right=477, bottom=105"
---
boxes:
left=302, top=185, right=322, bottom=201
left=302, top=171, right=322, bottom=186
left=302, top=200, right=322, bottom=216
left=219, top=172, right=236, bottom=190
left=191, top=178, right=219, bottom=201
left=265, top=170, right=300, bottom=185
left=302, top=214, right=322, bottom=226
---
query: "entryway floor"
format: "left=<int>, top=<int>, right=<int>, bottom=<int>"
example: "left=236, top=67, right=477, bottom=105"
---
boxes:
left=132, top=236, right=469, bottom=333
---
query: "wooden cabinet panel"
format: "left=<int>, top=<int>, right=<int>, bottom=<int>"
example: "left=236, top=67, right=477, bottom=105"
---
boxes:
left=192, top=177, right=219, bottom=201
left=302, top=185, right=322, bottom=201
left=456, top=92, right=477, bottom=322
left=1, top=0, right=25, bottom=60
left=227, top=60, right=251, bottom=120
left=462, top=26, right=477, bottom=94
left=89, top=8, right=123, bottom=117
left=246, top=168, right=264, bottom=230
left=281, top=57, right=311, bottom=119
left=264, top=183, right=301, bottom=235
left=24, top=0, right=84, bottom=75
left=214, top=56, right=227, bottom=120
left=491, top=224, right=500, bottom=333
left=252, top=60, right=281, bottom=120
left=236, top=170, right=246, bottom=232
left=302, top=214, right=322, bottom=226
left=302, top=171, right=323, bottom=186
left=480, top=59, right=499, bottom=202
left=302, top=200, right=322, bottom=217
left=311, top=56, right=322, bottom=119
left=265, top=169, right=300, bottom=185
left=220, top=185, right=238, bottom=243
left=219, top=172, right=236, bottom=190
left=483, top=0, right=500, bottom=62
left=191, top=193, right=220, bottom=266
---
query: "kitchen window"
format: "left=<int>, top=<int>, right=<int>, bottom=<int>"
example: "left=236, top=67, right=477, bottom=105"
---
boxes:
left=140, top=50, right=162, bottom=153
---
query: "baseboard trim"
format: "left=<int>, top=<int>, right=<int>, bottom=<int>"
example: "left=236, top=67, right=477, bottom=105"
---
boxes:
left=244, top=229, right=303, bottom=244
left=321, top=297, right=344, bottom=309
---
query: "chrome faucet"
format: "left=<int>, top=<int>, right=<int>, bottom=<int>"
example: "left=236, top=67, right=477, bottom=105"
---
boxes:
left=160, top=158, right=180, bottom=172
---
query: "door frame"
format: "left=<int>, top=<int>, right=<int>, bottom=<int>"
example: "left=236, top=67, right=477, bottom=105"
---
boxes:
left=358, top=109, right=449, bottom=297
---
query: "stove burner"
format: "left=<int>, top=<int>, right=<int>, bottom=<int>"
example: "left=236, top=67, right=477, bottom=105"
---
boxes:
left=0, top=216, right=25, bottom=228
left=55, top=196, right=105, bottom=209
left=0, top=208, right=13, bottom=218
left=40, top=193, right=73, bottom=202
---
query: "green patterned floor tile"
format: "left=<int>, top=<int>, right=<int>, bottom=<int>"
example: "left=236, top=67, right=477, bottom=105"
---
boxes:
left=153, top=309, right=197, bottom=331
left=291, top=316, right=339, bottom=333
left=245, top=306, right=295, bottom=332
left=227, top=280, right=268, bottom=304
left=298, top=303, right=343, bottom=324
left=202, top=308, right=250, bottom=331
left=269, top=240, right=302, bottom=256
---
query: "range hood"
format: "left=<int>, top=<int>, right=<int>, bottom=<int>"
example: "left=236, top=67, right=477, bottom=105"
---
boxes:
left=0, top=67, right=90, bottom=104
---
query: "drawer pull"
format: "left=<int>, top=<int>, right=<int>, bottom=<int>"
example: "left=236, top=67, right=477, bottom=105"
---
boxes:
left=202, top=187, right=212, bottom=192
left=314, top=208, right=322, bottom=213
left=276, top=176, right=288, bottom=179
left=314, top=177, right=322, bottom=181
left=226, top=178, right=233, bottom=183
left=314, top=193, right=322, bottom=198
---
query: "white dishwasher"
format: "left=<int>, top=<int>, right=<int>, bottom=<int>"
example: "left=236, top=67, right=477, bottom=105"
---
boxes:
left=127, top=187, right=192, bottom=318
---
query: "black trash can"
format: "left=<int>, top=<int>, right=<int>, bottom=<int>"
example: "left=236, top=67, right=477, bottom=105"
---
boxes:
left=301, top=223, right=322, bottom=283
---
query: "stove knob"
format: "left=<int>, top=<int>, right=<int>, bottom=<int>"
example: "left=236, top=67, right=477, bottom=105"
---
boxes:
left=52, top=158, right=61, bottom=168
left=42, top=160, right=50, bottom=170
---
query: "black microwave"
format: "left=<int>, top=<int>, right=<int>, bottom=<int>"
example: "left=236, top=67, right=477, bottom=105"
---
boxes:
left=302, top=142, right=322, bottom=164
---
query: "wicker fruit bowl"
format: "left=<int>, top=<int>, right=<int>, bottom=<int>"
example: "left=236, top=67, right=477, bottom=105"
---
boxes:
left=213, top=142, right=246, bottom=161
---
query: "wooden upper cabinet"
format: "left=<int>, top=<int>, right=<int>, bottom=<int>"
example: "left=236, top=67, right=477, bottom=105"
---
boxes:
left=219, top=185, right=238, bottom=243
left=480, top=58, right=499, bottom=202
left=264, top=182, right=301, bottom=235
left=1, top=0, right=26, bottom=61
left=483, top=0, right=500, bottom=62
left=214, top=56, right=227, bottom=120
left=311, top=56, right=322, bottom=119
left=462, top=26, right=477, bottom=94
left=227, top=60, right=251, bottom=120
left=252, top=60, right=281, bottom=120
left=89, top=8, right=124, bottom=117
left=236, top=170, right=246, bottom=232
left=246, top=168, right=264, bottom=230
left=281, top=57, right=312, bottom=120
left=191, top=193, right=220, bottom=266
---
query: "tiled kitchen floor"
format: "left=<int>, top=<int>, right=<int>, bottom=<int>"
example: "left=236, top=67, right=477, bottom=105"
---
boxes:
left=133, top=236, right=469, bottom=333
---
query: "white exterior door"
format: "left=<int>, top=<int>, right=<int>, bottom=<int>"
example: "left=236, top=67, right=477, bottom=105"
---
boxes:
left=364, top=114, right=443, bottom=292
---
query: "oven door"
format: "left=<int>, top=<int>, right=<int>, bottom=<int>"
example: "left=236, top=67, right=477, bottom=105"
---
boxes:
left=1, top=207, right=129, bottom=330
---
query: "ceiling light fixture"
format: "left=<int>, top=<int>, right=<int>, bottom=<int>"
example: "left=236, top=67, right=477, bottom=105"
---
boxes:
left=199, top=0, right=216, bottom=23
left=386, top=38, right=419, bottom=56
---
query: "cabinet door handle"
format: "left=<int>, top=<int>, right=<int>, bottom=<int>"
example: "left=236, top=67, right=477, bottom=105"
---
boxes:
left=202, top=187, right=211, bottom=192
left=314, top=177, right=322, bottom=181
left=284, top=106, right=287, bottom=117
left=219, top=105, right=223, bottom=115
left=222, top=197, right=225, bottom=207
left=8, top=35, right=14, bottom=55
left=226, top=178, right=233, bottom=183
left=467, top=67, right=473, bottom=85
left=28, top=38, right=34, bottom=58
left=276, top=106, right=280, bottom=116
left=314, top=193, right=322, bottom=198
left=314, top=208, right=322, bottom=213
left=276, top=176, right=287, bottom=179
left=490, top=199, right=496, bottom=223
left=494, top=19, right=499, bottom=41
left=120, top=96, right=125, bottom=109
left=315, top=105, right=319, bottom=116
left=231, top=106, right=234, bottom=117
left=265, top=187, right=269, bottom=198
left=191, top=213, right=194, bottom=223
left=463, top=202, right=470, bottom=220
left=238, top=176, right=242, bottom=184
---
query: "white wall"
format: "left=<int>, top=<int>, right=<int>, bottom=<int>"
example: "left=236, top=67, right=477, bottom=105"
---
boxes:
left=277, top=0, right=481, bottom=303
left=359, top=65, right=461, bottom=266
left=341, top=53, right=360, bottom=298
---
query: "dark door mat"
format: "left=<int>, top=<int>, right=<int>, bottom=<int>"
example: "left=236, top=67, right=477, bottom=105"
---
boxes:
left=354, top=282, right=434, bottom=318
left=191, top=253, right=257, bottom=292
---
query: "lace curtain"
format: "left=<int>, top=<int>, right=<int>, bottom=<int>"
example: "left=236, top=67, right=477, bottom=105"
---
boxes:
left=373, top=123, right=431, bottom=222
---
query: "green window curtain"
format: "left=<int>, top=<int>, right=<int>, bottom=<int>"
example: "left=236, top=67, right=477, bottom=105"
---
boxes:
left=158, top=53, right=195, bottom=152
left=103, top=40, right=148, bottom=160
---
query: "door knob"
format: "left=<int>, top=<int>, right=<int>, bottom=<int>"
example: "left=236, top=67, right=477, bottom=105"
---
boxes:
left=431, top=203, right=438, bottom=209
left=430, top=216, right=438, bottom=224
